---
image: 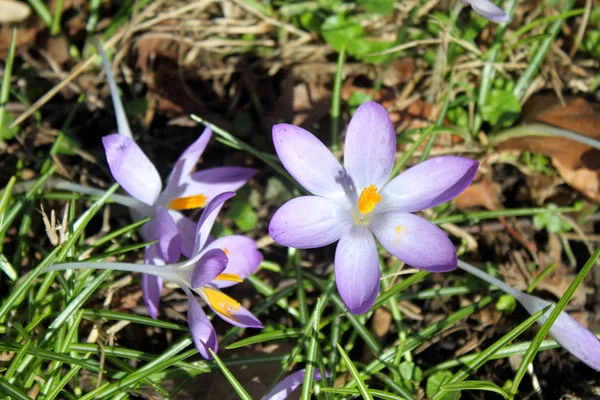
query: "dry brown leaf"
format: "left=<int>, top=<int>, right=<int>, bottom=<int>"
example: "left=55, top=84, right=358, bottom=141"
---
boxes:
left=455, top=176, right=500, bottom=210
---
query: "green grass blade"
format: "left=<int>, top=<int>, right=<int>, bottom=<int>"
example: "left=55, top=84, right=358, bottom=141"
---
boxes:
left=226, top=328, right=305, bottom=349
left=330, top=47, right=345, bottom=152
left=441, top=380, right=509, bottom=399
left=0, top=376, right=31, bottom=400
left=301, top=298, right=325, bottom=400
left=336, top=342, right=374, bottom=400
left=0, top=30, right=17, bottom=140
left=209, top=349, right=252, bottom=400
left=321, top=387, right=405, bottom=399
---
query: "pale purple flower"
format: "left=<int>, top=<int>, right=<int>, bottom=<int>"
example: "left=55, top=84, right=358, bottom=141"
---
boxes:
left=461, top=0, right=510, bottom=23
left=44, top=192, right=263, bottom=359
left=269, top=101, right=478, bottom=314
left=95, top=41, right=256, bottom=318
left=261, top=369, right=325, bottom=400
left=458, top=260, right=600, bottom=371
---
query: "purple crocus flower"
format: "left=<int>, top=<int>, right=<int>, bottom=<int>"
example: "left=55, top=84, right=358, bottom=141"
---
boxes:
left=95, top=41, right=256, bottom=319
left=461, top=0, right=510, bottom=23
left=458, top=260, right=600, bottom=371
left=44, top=192, right=263, bottom=359
left=261, top=369, right=325, bottom=400
left=269, top=101, right=478, bottom=314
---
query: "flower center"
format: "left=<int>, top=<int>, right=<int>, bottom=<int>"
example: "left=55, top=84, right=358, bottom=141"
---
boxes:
left=357, top=185, right=381, bottom=215
left=203, top=287, right=241, bottom=321
left=168, top=194, right=207, bottom=210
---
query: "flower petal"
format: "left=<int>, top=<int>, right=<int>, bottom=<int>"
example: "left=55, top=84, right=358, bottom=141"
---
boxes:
left=334, top=227, right=380, bottom=314
left=152, top=206, right=181, bottom=263
left=468, top=0, right=510, bottom=23
left=142, top=245, right=164, bottom=319
left=518, top=293, right=600, bottom=371
left=102, top=134, right=162, bottom=205
left=184, top=288, right=218, bottom=360
left=370, top=212, right=457, bottom=272
left=174, top=126, right=212, bottom=178
left=261, top=369, right=325, bottom=400
left=199, top=288, right=263, bottom=328
left=269, top=196, right=353, bottom=249
left=162, top=166, right=257, bottom=204
left=273, top=124, right=348, bottom=202
left=344, top=101, right=396, bottom=190
left=193, top=192, right=235, bottom=254
left=168, top=210, right=197, bottom=258
left=205, top=235, right=263, bottom=288
left=191, top=248, right=228, bottom=288
left=379, top=156, right=479, bottom=213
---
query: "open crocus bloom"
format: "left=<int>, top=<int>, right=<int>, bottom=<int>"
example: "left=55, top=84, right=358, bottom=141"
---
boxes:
left=458, top=260, right=600, bottom=371
left=269, top=101, right=478, bottom=314
left=44, top=192, right=263, bottom=359
left=461, top=0, right=510, bottom=23
left=95, top=42, right=257, bottom=318
left=261, top=369, right=325, bottom=400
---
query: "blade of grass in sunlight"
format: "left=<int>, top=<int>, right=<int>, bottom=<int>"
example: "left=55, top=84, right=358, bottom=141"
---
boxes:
left=226, top=328, right=307, bottom=349
left=301, top=297, right=325, bottom=400
left=509, top=248, right=600, bottom=398
left=330, top=47, right=346, bottom=152
left=321, top=387, right=405, bottom=400
left=441, top=381, right=509, bottom=399
left=0, top=30, right=17, bottom=140
left=82, top=309, right=187, bottom=331
left=209, top=349, right=252, bottom=400
left=336, top=342, right=374, bottom=400
left=0, top=377, right=31, bottom=400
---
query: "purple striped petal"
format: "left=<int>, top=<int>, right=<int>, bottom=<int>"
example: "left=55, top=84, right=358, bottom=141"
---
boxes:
left=205, top=235, right=263, bottom=288
left=379, top=156, right=478, bottom=213
left=370, top=212, right=457, bottom=272
left=102, top=134, right=162, bottom=205
left=191, top=248, right=228, bottom=288
left=152, top=206, right=181, bottom=263
left=344, top=101, right=396, bottom=190
left=335, top=226, right=380, bottom=314
left=143, top=245, right=164, bottom=319
left=269, top=196, right=353, bottom=249
left=168, top=210, right=197, bottom=258
left=261, top=369, right=325, bottom=400
left=193, top=192, right=235, bottom=254
left=273, top=124, right=348, bottom=202
left=467, top=0, right=510, bottom=23
left=185, top=288, right=218, bottom=360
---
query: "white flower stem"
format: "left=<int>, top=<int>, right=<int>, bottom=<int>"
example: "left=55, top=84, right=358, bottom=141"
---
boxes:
left=92, top=38, right=133, bottom=140
left=457, top=260, right=527, bottom=301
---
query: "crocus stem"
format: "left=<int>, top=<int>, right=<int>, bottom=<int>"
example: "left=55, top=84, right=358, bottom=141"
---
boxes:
left=457, top=260, right=526, bottom=302
left=43, top=261, right=185, bottom=283
left=9, top=179, right=154, bottom=215
left=92, top=38, right=133, bottom=139
left=489, top=123, right=600, bottom=151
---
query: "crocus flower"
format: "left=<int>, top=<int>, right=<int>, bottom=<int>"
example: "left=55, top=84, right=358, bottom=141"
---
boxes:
left=269, top=101, right=478, bottom=314
left=458, top=260, right=600, bottom=371
left=44, top=192, right=263, bottom=359
left=95, top=41, right=257, bottom=318
left=269, top=102, right=479, bottom=314
left=261, top=369, right=325, bottom=400
left=461, top=0, right=510, bottom=23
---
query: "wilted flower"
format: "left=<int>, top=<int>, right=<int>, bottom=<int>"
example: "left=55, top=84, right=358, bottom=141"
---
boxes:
left=261, top=369, right=326, bottom=400
left=269, top=101, right=478, bottom=314
left=458, top=260, right=600, bottom=371
left=461, top=0, right=510, bottom=23
left=96, top=41, right=256, bottom=318
left=44, top=192, right=263, bottom=359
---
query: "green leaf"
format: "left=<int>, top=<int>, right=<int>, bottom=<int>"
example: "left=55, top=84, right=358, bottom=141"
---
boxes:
left=0, top=30, right=19, bottom=140
left=320, top=15, right=367, bottom=55
left=481, top=89, right=521, bottom=128
left=348, top=91, right=372, bottom=112
left=398, top=361, right=423, bottom=391
left=209, top=349, right=252, bottom=400
left=441, top=380, right=509, bottom=398
left=357, top=0, right=394, bottom=15
left=496, top=294, right=517, bottom=313
left=427, top=371, right=459, bottom=400
left=226, top=194, right=258, bottom=232
left=336, top=342, right=374, bottom=400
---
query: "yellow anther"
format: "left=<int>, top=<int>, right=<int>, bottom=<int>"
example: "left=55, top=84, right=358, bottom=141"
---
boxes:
left=168, top=194, right=207, bottom=210
left=222, top=248, right=230, bottom=256
left=203, top=287, right=240, bottom=321
left=357, top=185, right=382, bottom=215
left=214, top=273, right=243, bottom=283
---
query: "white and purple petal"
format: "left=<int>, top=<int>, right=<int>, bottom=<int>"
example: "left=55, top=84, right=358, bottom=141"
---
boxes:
left=379, top=156, right=478, bottom=213
left=370, top=212, right=457, bottom=272
left=168, top=210, right=197, bottom=258
left=152, top=206, right=182, bottom=263
left=193, top=192, right=235, bottom=254
left=261, top=369, right=325, bottom=400
left=102, top=134, right=162, bottom=206
left=334, top=226, right=380, bottom=314
left=465, top=0, right=510, bottom=23
left=142, top=245, right=164, bottom=319
left=269, top=196, right=353, bottom=249
left=191, top=248, right=228, bottom=288
left=185, top=288, right=218, bottom=360
left=344, top=101, right=396, bottom=190
left=273, top=124, right=349, bottom=203
left=205, top=235, right=263, bottom=288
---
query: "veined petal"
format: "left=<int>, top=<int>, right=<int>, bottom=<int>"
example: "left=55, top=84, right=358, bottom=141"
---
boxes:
left=334, top=227, right=380, bottom=314
left=370, top=212, right=457, bottom=272
left=168, top=210, right=197, bottom=258
left=184, top=288, right=218, bottom=360
left=468, top=0, right=510, bottom=23
left=273, top=124, right=348, bottom=202
left=199, top=288, right=263, bottom=328
left=152, top=206, right=181, bottom=263
left=162, top=166, right=257, bottom=204
left=205, top=235, right=263, bottom=288
left=518, top=294, right=600, bottom=371
left=102, top=134, right=162, bottom=205
left=379, top=156, right=478, bottom=213
left=269, top=196, right=353, bottom=249
left=344, top=101, right=396, bottom=190
left=261, top=369, right=325, bottom=400
left=142, top=245, right=164, bottom=319
left=193, top=192, right=235, bottom=254
left=191, top=248, right=228, bottom=288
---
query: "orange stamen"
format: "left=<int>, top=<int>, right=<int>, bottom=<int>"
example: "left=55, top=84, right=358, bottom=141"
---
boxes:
left=214, top=273, right=243, bottom=282
left=168, top=194, right=207, bottom=211
left=357, top=185, right=382, bottom=215
left=203, top=287, right=240, bottom=321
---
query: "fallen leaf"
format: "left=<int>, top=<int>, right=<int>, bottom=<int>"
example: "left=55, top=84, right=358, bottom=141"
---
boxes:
left=455, top=175, right=500, bottom=210
left=0, top=0, right=31, bottom=23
